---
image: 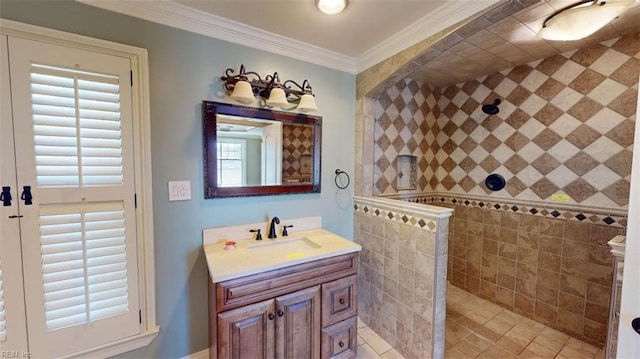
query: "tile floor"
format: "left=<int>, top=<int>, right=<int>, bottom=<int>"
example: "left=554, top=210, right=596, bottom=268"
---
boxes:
left=356, top=284, right=606, bottom=359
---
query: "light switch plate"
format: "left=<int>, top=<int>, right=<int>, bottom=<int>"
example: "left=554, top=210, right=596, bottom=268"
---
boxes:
left=168, top=181, right=191, bottom=201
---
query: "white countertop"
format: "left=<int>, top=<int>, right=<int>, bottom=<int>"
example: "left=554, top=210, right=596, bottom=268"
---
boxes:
left=203, top=223, right=361, bottom=283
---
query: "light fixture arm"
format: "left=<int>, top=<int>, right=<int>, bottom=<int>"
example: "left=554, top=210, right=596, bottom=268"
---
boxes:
left=221, top=64, right=315, bottom=101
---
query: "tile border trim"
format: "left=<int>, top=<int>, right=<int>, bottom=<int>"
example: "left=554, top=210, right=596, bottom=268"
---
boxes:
left=380, top=192, right=628, bottom=228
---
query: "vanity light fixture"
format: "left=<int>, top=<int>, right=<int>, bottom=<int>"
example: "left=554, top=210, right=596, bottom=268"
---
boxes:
left=221, top=64, right=318, bottom=112
left=315, top=0, right=348, bottom=15
left=539, top=0, right=633, bottom=41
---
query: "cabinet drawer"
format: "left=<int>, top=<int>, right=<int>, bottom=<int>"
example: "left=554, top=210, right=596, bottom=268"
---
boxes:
left=217, top=253, right=358, bottom=312
left=322, top=275, right=357, bottom=327
left=321, top=317, right=357, bottom=359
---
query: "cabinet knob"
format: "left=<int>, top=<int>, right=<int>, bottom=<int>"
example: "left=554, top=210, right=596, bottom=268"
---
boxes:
left=277, top=310, right=284, bottom=317
left=339, top=341, right=345, bottom=348
left=268, top=313, right=275, bottom=320
left=339, top=298, right=345, bottom=305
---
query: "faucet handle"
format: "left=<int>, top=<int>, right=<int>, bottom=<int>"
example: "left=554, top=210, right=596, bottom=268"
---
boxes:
left=283, top=225, right=294, bottom=236
left=250, top=229, right=262, bottom=241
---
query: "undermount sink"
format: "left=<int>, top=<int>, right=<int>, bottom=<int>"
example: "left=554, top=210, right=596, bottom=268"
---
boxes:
left=246, top=236, right=321, bottom=251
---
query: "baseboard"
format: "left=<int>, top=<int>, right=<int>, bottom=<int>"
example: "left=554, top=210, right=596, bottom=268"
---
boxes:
left=181, top=348, right=209, bottom=359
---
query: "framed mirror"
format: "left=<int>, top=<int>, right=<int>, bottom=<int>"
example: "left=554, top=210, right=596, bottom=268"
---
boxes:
left=203, top=101, right=322, bottom=198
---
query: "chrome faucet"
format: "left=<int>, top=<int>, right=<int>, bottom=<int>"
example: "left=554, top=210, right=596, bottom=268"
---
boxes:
left=268, top=216, right=280, bottom=239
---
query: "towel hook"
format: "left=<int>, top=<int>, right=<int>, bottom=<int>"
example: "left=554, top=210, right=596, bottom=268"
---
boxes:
left=334, top=169, right=350, bottom=189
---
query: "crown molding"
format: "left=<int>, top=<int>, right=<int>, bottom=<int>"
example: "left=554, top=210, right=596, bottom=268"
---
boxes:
left=355, top=0, right=501, bottom=73
left=77, top=0, right=496, bottom=75
left=77, top=0, right=357, bottom=73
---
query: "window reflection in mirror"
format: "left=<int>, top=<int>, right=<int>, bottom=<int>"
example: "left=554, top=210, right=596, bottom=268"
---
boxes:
left=203, top=101, right=322, bottom=198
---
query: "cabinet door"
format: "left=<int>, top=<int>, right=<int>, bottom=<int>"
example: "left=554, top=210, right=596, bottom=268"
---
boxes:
left=275, top=285, right=321, bottom=359
left=321, top=317, right=357, bottom=359
left=218, top=298, right=275, bottom=359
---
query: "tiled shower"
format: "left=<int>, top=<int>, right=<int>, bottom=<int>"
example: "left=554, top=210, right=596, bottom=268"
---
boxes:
left=371, top=33, right=639, bottom=348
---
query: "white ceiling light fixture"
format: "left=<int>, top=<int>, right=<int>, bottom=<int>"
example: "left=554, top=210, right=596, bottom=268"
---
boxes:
left=539, top=0, right=634, bottom=41
left=315, top=0, right=348, bottom=15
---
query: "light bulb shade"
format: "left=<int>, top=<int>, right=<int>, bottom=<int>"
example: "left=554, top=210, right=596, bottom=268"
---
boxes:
left=266, top=88, right=289, bottom=107
left=315, top=0, right=348, bottom=15
left=296, top=94, right=318, bottom=112
left=539, top=1, right=633, bottom=41
left=230, top=80, right=255, bottom=103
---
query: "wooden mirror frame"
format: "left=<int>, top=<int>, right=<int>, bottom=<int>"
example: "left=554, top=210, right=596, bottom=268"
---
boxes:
left=203, top=101, right=322, bottom=198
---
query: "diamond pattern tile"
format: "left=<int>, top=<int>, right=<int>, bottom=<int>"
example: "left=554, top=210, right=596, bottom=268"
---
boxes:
left=374, top=34, right=639, bottom=206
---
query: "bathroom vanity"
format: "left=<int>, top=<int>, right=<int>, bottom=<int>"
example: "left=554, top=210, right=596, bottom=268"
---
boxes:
left=203, top=217, right=361, bottom=359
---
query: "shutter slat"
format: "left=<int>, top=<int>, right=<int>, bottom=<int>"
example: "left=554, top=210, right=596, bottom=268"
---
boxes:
left=42, top=251, right=83, bottom=266
left=31, top=83, right=75, bottom=97
left=78, top=89, right=119, bottom=102
left=88, top=262, right=126, bottom=276
left=43, top=276, right=85, bottom=293
left=88, top=278, right=127, bottom=294
left=81, top=147, right=122, bottom=157
left=41, top=241, right=82, bottom=256
left=78, top=109, right=120, bottom=121
left=42, top=258, right=84, bottom=274
left=80, top=117, right=121, bottom=129
left=34, top=135, right=78, bottom=147
left=43, top=267, right=84, bottom=284
left=77, top=79, right=119, bottom=93
left=34, top=124, right=77, bottom=136
left=31, top=94, right=76, bottom=108
left=43, top=286, right=85, bottom=303
left=32, top=104, right=77, bottom=117
left=82, top=157, right=122, bottom=166
left=33, top=115, right=76, bottom=127
left=36, top=176, right=80, bottom=187
left=88, top=270, right=126, bottom=285
left=39, top=221, right=82, bottom=235
left=45, top=294, right=85, bottom=313
left=81, top=128, right=121, bottom=139
left=30, top=72, right=74, bottom=88
left=36, top=156, right=78, bottom=166
left=35, top=145, right=78, bottom=156
left=78, top=99, right=120, bottom=112
left=87, top=253, right=126, bottom=268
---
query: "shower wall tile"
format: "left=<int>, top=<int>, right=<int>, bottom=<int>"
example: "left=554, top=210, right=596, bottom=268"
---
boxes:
left=354, top=198, right=450, bottom=359
left=373, top=33, right=639, bottom=208
left=442, top=200, right=625, bottom=347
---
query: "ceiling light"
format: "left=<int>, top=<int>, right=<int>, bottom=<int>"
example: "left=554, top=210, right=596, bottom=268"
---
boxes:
left=539, top=0, right=633, bottom=41
left=222, top=64, right=318, bottom=112
left=315, top=0, right=348, bottom=15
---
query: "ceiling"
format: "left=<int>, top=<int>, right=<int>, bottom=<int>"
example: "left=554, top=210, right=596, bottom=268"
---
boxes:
left=81, top=0, right=640, bottom=88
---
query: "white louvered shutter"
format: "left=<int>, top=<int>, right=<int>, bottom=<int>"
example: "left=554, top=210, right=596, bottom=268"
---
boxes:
left=0, top=35, right=29, bottom=353
left=8, top=37, right=140, bottom=358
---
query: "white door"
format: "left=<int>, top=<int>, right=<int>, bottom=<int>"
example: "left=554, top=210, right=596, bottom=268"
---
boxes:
left=617, top=72, right=640, bottom=358
left=262, top=122, right=282, bottom=185
left=7, top=36, right=140, bottom=358
left=0, top=34, right=29, bottom=354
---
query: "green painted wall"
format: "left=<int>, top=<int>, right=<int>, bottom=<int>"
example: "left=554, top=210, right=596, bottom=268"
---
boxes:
left=0, top=1, right=356, bottom=357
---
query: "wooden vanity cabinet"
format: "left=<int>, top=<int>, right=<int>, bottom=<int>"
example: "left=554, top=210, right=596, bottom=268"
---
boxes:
left=212, top=252, right=359, bottom=359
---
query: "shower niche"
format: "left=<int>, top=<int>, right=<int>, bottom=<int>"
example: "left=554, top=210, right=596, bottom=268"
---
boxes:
left=396, top=155, right=417, bottom=190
